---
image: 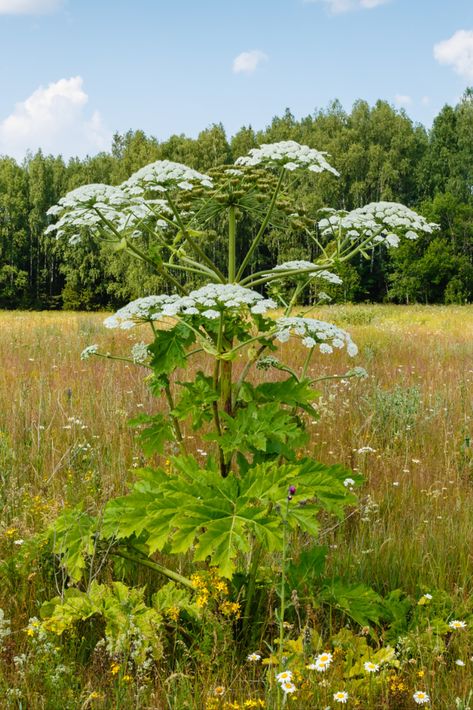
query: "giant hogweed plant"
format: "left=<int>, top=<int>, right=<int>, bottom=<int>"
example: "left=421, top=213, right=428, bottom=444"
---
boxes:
left=40, top=141, right=437, bottom=660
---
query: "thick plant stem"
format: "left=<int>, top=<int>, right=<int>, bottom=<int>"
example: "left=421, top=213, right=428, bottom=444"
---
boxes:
left=279, top=500, right=290, bottom=666
left=113, top=549, right=194, bottom=589
left=241, top=544, right=262, bottom=643
left=228, top=205, right=237, bottom=282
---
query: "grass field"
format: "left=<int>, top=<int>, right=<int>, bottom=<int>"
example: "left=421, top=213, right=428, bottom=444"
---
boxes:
left=0, top=305, right=472, bottom=709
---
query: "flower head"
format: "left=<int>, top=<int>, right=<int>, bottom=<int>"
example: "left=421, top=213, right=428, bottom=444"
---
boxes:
left=364, top=661, right=379, bottom=673
left=318, top=202, right=438, bottom=249
left=280, top=681, right=297, bottom=694
left=247, top=652, right=261, bottom=662
left=449, top=620, right=467, bottom=630
left=80, top=344, right=99, bottom=360
left=235, top=141, right=339, bottom=176
left=413, top=690, right=430, bottom=705
left=274, top=316, right=357, bottom=357
left=276, top=670, right=293, bottom=683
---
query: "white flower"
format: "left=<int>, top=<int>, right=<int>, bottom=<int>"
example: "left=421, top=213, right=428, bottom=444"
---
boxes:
left=455, top=659, right=465, bottom=666
left=104, top=284, right=277, bottom=330
left=131, top=341, right=149, bottom=364
left=80, top=344, right=99, bottom=360
left=333, top=690, right=349, bottom=703
left=276, top=670, right=293, bottom=683
left=314, top=652, right=333, bottom=671
left=247, top=653, right=261, bottom=662
left=280, top=681, right=297, bottom=694
left=235, top=140, right=339, bottom=176
left=274, top=316, right=357, bottom=357
left=121, top=160, right=213, bottom=196
left=318, top=202, right=438, bottom=248
left=413, top=690, right=430, bottom=704
left=364, top=661, right=379, bottom=672
left=13, top=539, right=24, bottom=546
left=357, top=446, right=376, bottom=454
left=449, top=620, right=467, bottom=630
left=343, top=478, right=355, bottom=488
left=319, top=343, right=333, bottom=354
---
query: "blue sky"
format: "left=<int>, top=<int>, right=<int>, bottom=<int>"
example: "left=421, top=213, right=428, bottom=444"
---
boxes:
left=0, top=0, right=472, bottom=159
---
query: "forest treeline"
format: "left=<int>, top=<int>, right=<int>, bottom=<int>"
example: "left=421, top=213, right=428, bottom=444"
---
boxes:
left=1, top=93, right=472, bottom=310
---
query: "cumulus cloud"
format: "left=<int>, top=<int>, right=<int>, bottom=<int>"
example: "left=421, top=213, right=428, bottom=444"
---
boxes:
left=0, top=77, right=111, bottom=160
left=304, top=0, right=389, bottom=13
left=0, top=0, right=63, bottom=14
left=233, top=50, right=268, bottom=75
left=434, top=30, right=473, bottom=80
left=394, top=94, right=412, bottom=107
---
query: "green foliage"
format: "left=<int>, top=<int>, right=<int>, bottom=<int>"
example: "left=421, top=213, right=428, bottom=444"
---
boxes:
left=41, top=581, right=163, bottom=662
left=128, top=413, right=173, bottom=456
left=48, top=507, right=97, bottom=583
left=148, top=323, right=195, bottom=376
left=102, top=457, right=358, bottom=578
left=172, top=371, right=218, bottom=429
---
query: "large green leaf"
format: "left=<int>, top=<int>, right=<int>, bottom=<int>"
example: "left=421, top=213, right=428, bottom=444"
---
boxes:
left=148, top=323, right=195, bottom=376
left=102, top=456, right=359, bottom=578
left=128, top=412, right=173, bottom=456
left=49, top=507, right=97, bottom=583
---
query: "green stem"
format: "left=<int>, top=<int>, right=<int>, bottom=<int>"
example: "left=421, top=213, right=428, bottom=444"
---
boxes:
left=279, top=499, right=290, bottom=667
left=113, top=549, right=194, bottom=589
left=163, top=382, right=184, bottom=447
left=236, top=168, right=285, bottom=281
left=241, top=544, right=263, bottom=643
left=165, top=191, right=226, bottom=282
left=300, top=347, right=314, bottom=380
left=228, top=205, right=237, bottom=282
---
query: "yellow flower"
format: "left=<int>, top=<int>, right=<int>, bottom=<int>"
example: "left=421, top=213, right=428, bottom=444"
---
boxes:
left=167, top=605, right=180, bottom=622
left=214, top=685, right=226, bottom=696
left=110, top=662, right=120, bottom=675
left=122, top=674, right=133, bottom=683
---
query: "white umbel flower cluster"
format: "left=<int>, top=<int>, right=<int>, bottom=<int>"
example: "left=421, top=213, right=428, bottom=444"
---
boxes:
left=235, top=141, right=339, bottom=176
left=121, top=160, right=213, bottom=196
left=272, top=261, right=343, bottom=284
left=46, top=184, right=172, bottom=243
left=275, top=317, right=358, bottom=356
left=80, top=344, right=99, bottom=360
left=131, top=341, right=150, bottom=364
left=318, top=202, right=438, bottom=246
left=104, top=284, right=277, bottom=330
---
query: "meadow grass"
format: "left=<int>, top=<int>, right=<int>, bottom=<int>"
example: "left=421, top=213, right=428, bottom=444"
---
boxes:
left=0, top=305, right=472, bottom=708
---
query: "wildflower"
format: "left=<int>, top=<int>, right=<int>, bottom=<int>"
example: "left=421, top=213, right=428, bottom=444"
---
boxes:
left=276, top=670, right=293, bottom=683
left=247, top=653, right=261, bottom=662
left=122, top=674, right=133, bottom=683
left=364, top=661, right=380, bottom=673
left=110, top=662, right=120, bottom=675
left=318, top=202, right=438, bottom=249
left=418, top=593, right=432, bottom=605
left=26, top=618, right=41, bottom=637
left=131, top=341, right=149, bottom=364
left=455, top=659, right=465, bottom=666
left=280, top=681, right=297, bottom=694
left=80, top=344, right=99, bottom=360
left=235, top=140, right=339, bottom=176
left=413, top=690, right=430, bottom=704
left=343, top=478, right=355, bottom=488
left=214, top=686, right=225, bottom=696
left=274, top=316, right=357, bottom=356
left=333, top=690, right=349, bottom=703
left=449, top=620, right=467, bottom=630
left=314, top=652, right=333, bottom=671
left=357, top=446, right=376, bottom=454
left=13, top=539, right=24, bottom=545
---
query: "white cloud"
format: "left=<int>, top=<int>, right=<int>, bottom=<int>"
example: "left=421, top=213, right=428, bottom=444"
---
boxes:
left=434, top=30, right=473, bottom=80
left=421, top=96, right=430, bottom=106
left=304, top=0, right=389, bottom=13
left=0, top=0, right=62, bottom=14
left=394, top=94, right=412, bottom=107
left=233, top=50, right=268, bottom=75
left=0, top=77, right=111, bottom=160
